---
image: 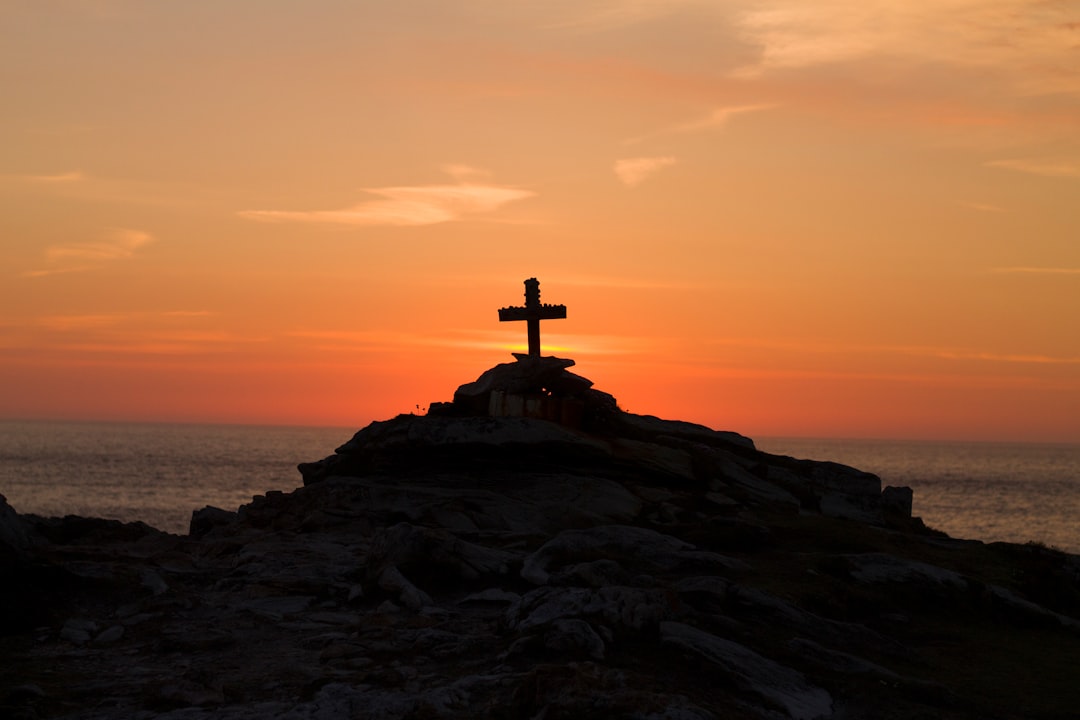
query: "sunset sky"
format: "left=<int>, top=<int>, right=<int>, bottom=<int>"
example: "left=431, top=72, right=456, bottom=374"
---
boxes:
left=2, top=1, right=1078, bottom=442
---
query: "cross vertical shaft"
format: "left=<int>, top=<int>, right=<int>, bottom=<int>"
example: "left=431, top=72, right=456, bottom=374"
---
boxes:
left=524, top=278, right=542, bottom=357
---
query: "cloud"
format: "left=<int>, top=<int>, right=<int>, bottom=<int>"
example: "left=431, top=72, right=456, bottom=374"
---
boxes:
left=27, top=171, right=85, bottom=183
left=627, top=104, right=775, bottom=144
left=985, top=159, right=1080, bottom=178
left=920, top=348, right=1080, bottom=365
left=37, top=314, right=129, bottom=331
left=21, top=312, right=261, bottom=356
left=285, top=328, right=647, bottom=357
left=988, top=267, right=1080, bottom=276
left=732, top=1, right=1080, bottom=96
left=24, top=228, right=155, bottom=278
left=671, top=104, right=777, bottom=134
left=614, top=156, right=677, bottom=186
left=239, top=182, right=535, bottom=227
left=22, top=266, right=96, bottom=279
left=45, top=228, right=154, bottom=261
left=702, top=336, right=1080, bottom=365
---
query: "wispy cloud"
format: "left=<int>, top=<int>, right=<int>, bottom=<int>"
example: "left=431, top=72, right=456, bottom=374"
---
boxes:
left=45, top=228, right=154, bottom=261
left=286, top=328, right=649, bottom=357
left=917, top=348, right=1080, bottom=365
left=239, top=172, right=535, bottom=226
left=37, top=314, right=129, bottom=331
left=627, top=104, right=775, bottom=144
left=703, top=336, right=1080, bottom=365
left=35, top=311, right=216, bottom=332
left=0, top=170, right=85, bottom=184
left=614, top=156, right=677, bottom=186
left=988, top=267, right=1080, bottom=276
left=985, top=159, right=1080, bottom=178
left=24, top=228, right=155, bottom=278
left=733, top=1, right=1080, bottom=96
left=21, top=312, right=262, bottom=357
left=26, top=171, right=85, bottom=183
left=22, top=266, right=96, bottom=279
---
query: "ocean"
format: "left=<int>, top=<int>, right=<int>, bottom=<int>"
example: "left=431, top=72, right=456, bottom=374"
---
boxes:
left=1, top=420, right=1077, bottom=554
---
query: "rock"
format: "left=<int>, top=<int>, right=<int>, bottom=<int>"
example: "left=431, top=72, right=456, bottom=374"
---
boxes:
left=607, top=438, right=698, bottom=482
left=614, top=413, right=755, bottom=450
left=882, top=485, right=914, bottom=517
left=60, top=618, right=98, bottom=645
left=788, top=637, right=900, bottom=678
left=521, top=525, right=745, bottom=586
left=544, top=618, right=606, bottom=659
left=377, top=565, right=433, bottom=610
left=660, top=621, right=833, bottom=720
left=140, top=569, right=169, bottom=595
left=709, top=452, right=801, bottom=507
left=7, top=683, right=45, bottom=703
left=453, top=355, right=582, bottom=411
left=510, top=585, right=672, bottom=633
left=846, top=553, right=966, bottom=587
left=0, top=494, right=29, bottom=562
left=189, top=505, right=237, bottom=537
left=93, top=624, right=125, bottom=645
left=158, top=679, right=224, bottom=707
left=368, top=522, right=518, bottom=581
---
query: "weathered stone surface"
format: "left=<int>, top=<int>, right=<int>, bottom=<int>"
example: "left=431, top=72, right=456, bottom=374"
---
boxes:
left=846, top=553, right=967, bottom=586
left=882, top=485, right=914, bottom=516
left=368, top=522, right=519, bottom=580
left=660, top=621, right=833, bottom=720
left=189, top=505, right=237, bottom=537
left=454, top=355, right=581, bottom=403
left=0, top=494, right=29, bottom=561
left=614, top=412, right=755, bottom=450
left=521, top=525, right=744, bottom=586
left=544, top=618, right=606, bottom=659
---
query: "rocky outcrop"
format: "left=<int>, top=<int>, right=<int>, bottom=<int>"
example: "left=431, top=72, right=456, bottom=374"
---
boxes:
left=2, top=359, right=1079, bottom=720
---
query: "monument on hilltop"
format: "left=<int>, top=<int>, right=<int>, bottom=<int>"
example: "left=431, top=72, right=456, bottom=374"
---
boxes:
left=443, top=278, right=604, bottom=425
left=497, top=277, right=567, bottom=357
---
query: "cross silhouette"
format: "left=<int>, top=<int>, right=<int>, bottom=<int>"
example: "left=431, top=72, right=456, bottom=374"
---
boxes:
left=498, top=278, right=567, bottom=357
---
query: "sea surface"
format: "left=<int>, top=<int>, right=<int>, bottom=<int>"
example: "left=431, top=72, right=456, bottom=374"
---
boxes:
left=1, top=420, right=1078, bottom=554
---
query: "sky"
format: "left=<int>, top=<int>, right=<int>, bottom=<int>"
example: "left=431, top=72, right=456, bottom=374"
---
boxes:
left=2, top=0, right=1078, bottom=442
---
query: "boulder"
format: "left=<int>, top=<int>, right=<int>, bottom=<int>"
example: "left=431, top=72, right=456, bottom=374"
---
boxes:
left=0, top=494, right=29, bottom=565
left=660, top=621, right=833, bottom=720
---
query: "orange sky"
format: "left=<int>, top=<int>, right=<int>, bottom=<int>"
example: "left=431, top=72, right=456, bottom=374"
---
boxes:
left=2, top=1, right=1079, bottom=442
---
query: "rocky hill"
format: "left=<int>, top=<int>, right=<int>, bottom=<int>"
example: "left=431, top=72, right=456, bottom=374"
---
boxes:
left=2, top=356, right=1079, bottom=719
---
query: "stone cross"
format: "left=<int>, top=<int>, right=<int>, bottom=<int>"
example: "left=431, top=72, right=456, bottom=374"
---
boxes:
left=498, top=278, right=567, bottom=357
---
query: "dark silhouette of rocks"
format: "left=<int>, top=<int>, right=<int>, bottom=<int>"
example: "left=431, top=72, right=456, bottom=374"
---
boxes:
left=2, top=360, right=1080, bottom=720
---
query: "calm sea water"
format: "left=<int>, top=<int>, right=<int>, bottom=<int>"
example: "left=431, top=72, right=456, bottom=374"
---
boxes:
left=0, top=420, right=353, bottom=537
left=756, top=437, right=1080, bottom=554
left=1, top=421, right=1077, bottom=553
